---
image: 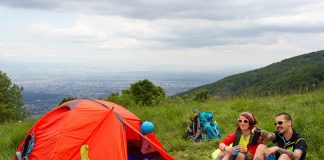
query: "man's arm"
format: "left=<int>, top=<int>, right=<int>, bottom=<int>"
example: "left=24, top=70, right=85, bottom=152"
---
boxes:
left=293, top=149, right=303, bottom=160
left=261, top=130, right=276, bottom=140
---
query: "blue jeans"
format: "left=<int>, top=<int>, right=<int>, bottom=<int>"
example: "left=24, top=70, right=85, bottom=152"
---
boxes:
left=267, top=154, right=277, bottom=160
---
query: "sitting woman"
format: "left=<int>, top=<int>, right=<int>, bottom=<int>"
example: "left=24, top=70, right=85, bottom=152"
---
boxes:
left=217, top=112, right=263, bottom=160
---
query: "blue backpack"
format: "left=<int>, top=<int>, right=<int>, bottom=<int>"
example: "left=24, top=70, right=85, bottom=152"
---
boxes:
left=199, top=112, right=221, bottom=139
left=184, top=109, right=221, bottom=142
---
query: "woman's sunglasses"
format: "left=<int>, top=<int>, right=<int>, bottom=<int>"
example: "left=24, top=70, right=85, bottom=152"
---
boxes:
left=274, top=119, right=288, bottom=126
left=238, top=119, right=249, bottom=124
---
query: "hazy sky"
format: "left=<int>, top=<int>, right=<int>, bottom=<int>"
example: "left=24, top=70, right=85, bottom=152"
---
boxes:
left=1, top=0, right=324, bottom=73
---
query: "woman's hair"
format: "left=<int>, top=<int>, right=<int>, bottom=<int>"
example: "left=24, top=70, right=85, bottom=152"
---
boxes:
left=238, top=112, right=258, bottom=130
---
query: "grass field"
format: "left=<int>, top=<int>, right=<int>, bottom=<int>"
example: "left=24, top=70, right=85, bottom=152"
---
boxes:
left=1, top=89, right=323, bottom=159
left=0, top=119, right=36, bottom=159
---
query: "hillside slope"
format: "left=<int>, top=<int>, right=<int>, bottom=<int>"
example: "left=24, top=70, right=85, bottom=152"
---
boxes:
left=1, top=89, right=323, bottom=159
left=177, top=50, right=324, bottom=97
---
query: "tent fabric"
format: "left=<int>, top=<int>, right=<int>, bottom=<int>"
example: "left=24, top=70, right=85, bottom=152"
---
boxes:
left=15, top=99, right=174, bottom=160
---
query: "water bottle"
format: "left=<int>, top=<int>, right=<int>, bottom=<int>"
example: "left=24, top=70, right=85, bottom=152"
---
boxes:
left=233, top=146, right=239, bottom=156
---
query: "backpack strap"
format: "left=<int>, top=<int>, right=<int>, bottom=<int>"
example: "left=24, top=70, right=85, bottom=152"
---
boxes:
left=233, top=129, right=242, bottom=147
left=193, top=116, right=202, bottom=142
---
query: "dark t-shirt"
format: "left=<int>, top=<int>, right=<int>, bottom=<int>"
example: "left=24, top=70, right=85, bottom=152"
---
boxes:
left=273, top=129, right=307, bottom=160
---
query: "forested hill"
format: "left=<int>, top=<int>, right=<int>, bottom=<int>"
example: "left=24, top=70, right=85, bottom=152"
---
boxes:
left=176, top=50, right=324, bottom=97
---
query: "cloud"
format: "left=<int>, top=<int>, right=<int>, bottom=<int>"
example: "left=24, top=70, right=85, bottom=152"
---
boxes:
left=1, top=0, right=324, bottom=20
left=1, top=0, right=324, bottom=72
left=30, top=22, right=106, bottom=43
left=25, top=10, right=324, bottom=51
left=256, top=11, right=324, bottom=28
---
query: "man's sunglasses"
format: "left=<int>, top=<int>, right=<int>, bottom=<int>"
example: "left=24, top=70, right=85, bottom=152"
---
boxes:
left=238, top=119, right=249, bottom=124
left=274, top=119, right=288, bottom=126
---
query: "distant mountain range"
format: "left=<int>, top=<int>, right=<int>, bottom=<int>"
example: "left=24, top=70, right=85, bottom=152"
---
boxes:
left=176, top=50, right=324, bottom=97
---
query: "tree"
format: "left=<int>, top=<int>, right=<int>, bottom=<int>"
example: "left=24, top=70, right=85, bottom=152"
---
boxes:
left=129, top=79, right=166, bottom=105
left=194, top=89, right=209, bottom=101
left=59, top=97, right=76, bottom=105
left=0, top=71, right=27, bottom=122
left=107, top=91, right=135, bottom=107
left=106, top=79, right=166, bottom=106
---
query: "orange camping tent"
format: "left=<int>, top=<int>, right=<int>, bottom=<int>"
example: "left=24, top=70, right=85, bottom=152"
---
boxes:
left=14, top=99, right=174, bottom=160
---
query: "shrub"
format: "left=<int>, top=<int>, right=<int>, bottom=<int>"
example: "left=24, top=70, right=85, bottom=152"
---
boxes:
left=129, top=79, right=166, bottom=105
left=59, top=97, right=76, bottom=105
left=0, top=71, right=27, bottom=123
left=106, top=79, right=166, bottom=106
left=194, top=90, right=209, bottom=101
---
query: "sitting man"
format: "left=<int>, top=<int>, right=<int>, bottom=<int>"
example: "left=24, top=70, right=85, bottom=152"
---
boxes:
left=253, top=113, right=307, bottom=160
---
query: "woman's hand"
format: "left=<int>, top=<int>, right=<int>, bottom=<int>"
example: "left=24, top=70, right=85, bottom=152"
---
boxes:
left=237, top=146, right=248, bottom=154
left=251, top=126, right=257, bottom=134
left=224, top=146, right=235, bottom=154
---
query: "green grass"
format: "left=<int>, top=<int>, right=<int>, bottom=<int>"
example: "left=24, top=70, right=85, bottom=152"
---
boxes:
left=130, top=89, right=324, bottom=159
left=0, top=119, right=36, bottom=159
left=1, top=89, right=324, bottom=159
